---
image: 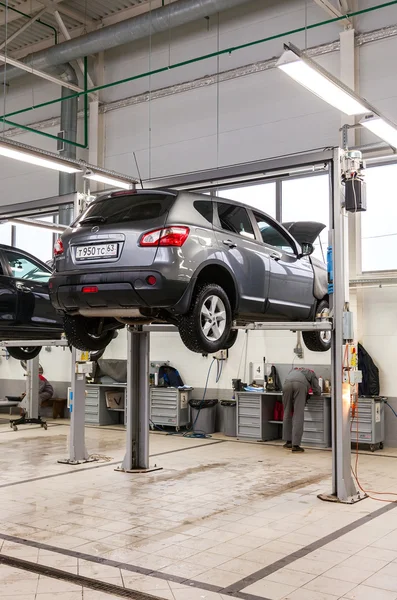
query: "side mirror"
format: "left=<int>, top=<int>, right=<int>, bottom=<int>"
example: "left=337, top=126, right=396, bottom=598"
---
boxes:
left=299, top=242, right=314, bottom=258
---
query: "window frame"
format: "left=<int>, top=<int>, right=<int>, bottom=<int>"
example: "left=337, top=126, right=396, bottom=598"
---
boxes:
left=250, top=209, right=300, bottom=256
left=2, top=248, right=52, bottom=283
left=214, top=201, right=256, bottom=240
left=358, top=161, right=397, bottom=276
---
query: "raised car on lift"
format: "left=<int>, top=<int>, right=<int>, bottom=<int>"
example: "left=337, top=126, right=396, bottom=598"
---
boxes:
left=49, top=189, right=330, bottom=355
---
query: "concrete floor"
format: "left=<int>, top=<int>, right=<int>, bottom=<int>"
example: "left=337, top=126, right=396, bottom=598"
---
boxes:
left=1, top=421, right=397, bottom=600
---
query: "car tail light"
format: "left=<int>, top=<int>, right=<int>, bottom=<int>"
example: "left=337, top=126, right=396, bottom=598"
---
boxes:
left=54, top=238, right=64, bottom=256
left=82, top=286, right=98, bottom=293
left=140, top=226, right=190, bottom=247
left=146, top=276, right=157, bottom=286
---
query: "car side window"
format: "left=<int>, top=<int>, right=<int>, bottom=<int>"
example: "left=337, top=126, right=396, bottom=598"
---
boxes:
left=253, top=212, right=295, bottom=254
left=194, top=200, right=213, bottom=224
left=4, top=250, right=50, bottom=283
left=217, top=203, right=255, bottom=239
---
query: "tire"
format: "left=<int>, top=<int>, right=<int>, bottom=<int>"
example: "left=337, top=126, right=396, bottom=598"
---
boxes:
left=7, top=346, right=42, bottom=360
left=302, top=299, right=331, bottom=353
left=223, top=329, right=238, bottom=350
left=63, top=315, right=115, bottom=352
left=178, top=283, right=233, bottom=354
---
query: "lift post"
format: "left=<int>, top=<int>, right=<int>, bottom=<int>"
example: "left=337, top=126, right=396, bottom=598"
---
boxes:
left=328, top=147, right=361, bottom=503
left=117, top=326, right=161, bottom=474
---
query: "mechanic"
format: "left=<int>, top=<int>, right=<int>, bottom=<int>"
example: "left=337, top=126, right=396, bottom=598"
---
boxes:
left=282, top=367, right=322, bottom=453
left=20, top=368, right=54, bottom=405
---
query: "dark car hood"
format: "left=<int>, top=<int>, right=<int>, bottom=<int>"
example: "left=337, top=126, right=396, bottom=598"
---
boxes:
left=282, top=222, right=326, bottom=244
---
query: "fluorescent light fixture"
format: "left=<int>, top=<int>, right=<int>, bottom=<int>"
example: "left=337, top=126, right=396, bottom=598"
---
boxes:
left=0, top=141, right=81, bottom=173
left=276, top=45, right=371, bottom=116
left=84, top=170, right=133, bottom=190
left=360, top=114, right=397, bottom=149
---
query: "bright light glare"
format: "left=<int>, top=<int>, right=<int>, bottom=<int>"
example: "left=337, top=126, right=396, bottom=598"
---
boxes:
left=360, top=115, right=397, bottom=149
left=277, top=54, right=370, bottom=116
left=0, top=145, right=80, bottom=173
left=84, top=172, right=132, bottom=190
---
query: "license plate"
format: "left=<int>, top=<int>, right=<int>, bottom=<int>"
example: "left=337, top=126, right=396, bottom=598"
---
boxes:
left=75, top=243, right=118, bottom=260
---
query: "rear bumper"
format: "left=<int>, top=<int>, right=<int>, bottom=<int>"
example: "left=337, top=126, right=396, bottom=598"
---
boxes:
left=49, top=270, right=188, bottom=314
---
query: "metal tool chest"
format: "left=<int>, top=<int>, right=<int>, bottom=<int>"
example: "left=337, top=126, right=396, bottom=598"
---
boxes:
left=350, top=396, right=385, bottom=451
left=150, top=387, right=191, bottom=430
left=85, top=384, right=126, bottom=425
left=302, top=395, right=331, bottom=448
left=236, top=392, right=332, bottom=447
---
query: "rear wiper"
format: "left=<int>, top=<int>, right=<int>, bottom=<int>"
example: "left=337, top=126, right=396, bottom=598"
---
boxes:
left=79, top=215, right=107, bottom=224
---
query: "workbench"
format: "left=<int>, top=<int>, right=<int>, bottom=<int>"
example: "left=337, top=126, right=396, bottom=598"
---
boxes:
left=236, top=391, right=332, bottom=448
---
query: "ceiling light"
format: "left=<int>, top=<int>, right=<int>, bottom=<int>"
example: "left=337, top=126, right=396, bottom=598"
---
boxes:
left=276, top=45, right=371, bottom=116
left=0, top=141, right=81, bottom=173
left=84, top=170, right=134, bottom=190
left=360, top=114, right=397, bottom=149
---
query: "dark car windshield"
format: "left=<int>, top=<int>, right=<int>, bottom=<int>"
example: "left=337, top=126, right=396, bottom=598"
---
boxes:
left=78, top=194, right=175, bottom=225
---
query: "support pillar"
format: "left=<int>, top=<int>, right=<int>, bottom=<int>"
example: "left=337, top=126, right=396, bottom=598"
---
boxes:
left=58, top=347, right=92, bottom=465
left=118, top=326, right=161, bottom=474
left=329, top=147, right=360, bottom=503
left=26, top=355, right=40, bottom=419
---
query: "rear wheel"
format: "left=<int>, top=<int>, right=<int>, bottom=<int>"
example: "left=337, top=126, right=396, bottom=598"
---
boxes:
left=63, top=315, right=116, bottom=352
left=302, top=299, right=331, bottom=352
left=7, top=346, right=42, bottom=360
left=178, top=283, right=233, bottom=354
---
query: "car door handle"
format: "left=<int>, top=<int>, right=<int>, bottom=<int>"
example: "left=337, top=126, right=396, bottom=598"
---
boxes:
left=223, top=239, right=237, bottom=249
left=16, top=283, right=31, bottom=293
left=270, top=252, right=281, bottom=261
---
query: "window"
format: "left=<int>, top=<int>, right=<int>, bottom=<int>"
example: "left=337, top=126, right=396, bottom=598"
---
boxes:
left=253, top=212, right=294, bottom=253
left=15, top=215, right=54, bottom=263
left=282, top=174, right=329, bottom=262
left=361, top=164, right=397, bottom=272
left=219, top=183, right=276, bottom=218
left=0, top=222, right=12, bottom=246
left=217, top=203, right=255, bottom=239
left=79, top=194, right=174, bottom=225
left=4, top=250, right=50, bottom=283
left=194, top=200, right=213, bottom=224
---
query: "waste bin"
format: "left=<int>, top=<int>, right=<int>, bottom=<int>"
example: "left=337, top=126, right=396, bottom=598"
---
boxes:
left=221, top=400, right=237, bottom=437
left=189, top=399, right=218, bottom=434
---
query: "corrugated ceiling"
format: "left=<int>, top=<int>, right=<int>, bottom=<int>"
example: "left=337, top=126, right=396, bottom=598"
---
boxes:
left=0, top=0, right=153, bottom=55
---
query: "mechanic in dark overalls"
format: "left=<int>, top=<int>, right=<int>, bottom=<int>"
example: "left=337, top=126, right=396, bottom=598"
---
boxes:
left=282, top=367, right=322, bottom=453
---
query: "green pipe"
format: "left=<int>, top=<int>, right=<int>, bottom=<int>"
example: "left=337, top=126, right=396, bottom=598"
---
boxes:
left=0, top=1, right=58, bottom=45
left=1, top=0, right=396, bottom=145
left=84, top=55, right=88, bottom=148
left=1, top=117, right=86, bottom=147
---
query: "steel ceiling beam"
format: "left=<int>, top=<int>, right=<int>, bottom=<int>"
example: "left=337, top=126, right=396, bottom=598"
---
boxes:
left=313, top=0, right=351, bottom=25
left=0, top=0, right=63, bottom=26
left=0, top=7, right=48, bottom=51
left=0, top=53, right=83, bottom=91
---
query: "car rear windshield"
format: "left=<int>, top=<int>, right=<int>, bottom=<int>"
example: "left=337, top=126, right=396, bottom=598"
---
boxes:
left=78, top=193, right=175, bottom=225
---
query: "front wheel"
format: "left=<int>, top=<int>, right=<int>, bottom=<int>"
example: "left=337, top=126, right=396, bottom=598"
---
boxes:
left=7, top=346, right=42, bottom=360
left=302, top=299, right=331, bottom=353
left=178, top=283, right=233, bottom=354
left=63, top=315, right=116, bottom=352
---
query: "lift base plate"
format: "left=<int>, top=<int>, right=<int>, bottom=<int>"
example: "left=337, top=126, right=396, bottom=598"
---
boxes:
left=317, top=491, right=368, bottom=504
left=115, top=466, right=163, bottom=474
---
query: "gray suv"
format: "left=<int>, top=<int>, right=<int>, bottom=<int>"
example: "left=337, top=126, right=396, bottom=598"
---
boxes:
left=49, top=189, right=330, bottom=354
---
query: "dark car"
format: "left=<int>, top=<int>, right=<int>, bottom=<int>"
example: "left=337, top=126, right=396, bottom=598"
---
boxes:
left=49, top=189, right=330, bottom=355
left=0, top=244, right=63, bottom=359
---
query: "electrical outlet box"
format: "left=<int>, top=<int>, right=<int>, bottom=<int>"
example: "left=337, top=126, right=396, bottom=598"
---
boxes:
left=350, top=370, right=363, bottom=385
left=214, top=349, right=228, bottom=360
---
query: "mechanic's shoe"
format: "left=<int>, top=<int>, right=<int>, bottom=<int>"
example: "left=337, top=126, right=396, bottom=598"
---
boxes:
left=283, top=442, right=292, bottom=449
left=292, top=445, right=305, bottom=453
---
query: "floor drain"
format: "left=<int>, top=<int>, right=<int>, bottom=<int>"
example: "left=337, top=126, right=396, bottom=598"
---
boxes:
left=0, top=553, right=165, bottom=600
